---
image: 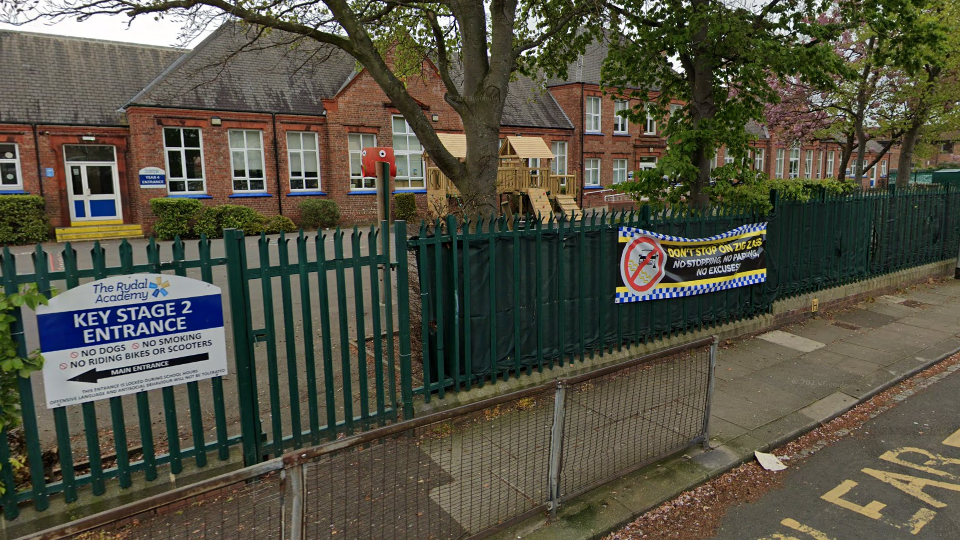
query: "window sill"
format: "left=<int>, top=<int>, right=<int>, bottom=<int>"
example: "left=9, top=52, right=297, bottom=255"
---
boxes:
left=348, top=190, right=377, bottom=195
left=585, top=132, right=605, bottom=136
left=0, top=190, right=29, bottom=195
left=167, top=194, right=212, bottom=199
left=392, top=189, right=427, bottom=194
left=613, top=133, right=631, bottom=138
left=286, top=191, right=327, bottom=197
left=583, top=185, right=603, bottom=190
left=229, top=193, right=273, bottom=198
left=642, top=132, right=657, bottom=136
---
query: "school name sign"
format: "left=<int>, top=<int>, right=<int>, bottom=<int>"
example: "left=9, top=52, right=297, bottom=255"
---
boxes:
left=616, top=223, right=767, bottom=303
left=37, top=274, right=228, bottom=408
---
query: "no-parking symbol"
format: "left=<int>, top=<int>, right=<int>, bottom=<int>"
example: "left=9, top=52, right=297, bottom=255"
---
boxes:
left=620, top=235, right=666, bottom=294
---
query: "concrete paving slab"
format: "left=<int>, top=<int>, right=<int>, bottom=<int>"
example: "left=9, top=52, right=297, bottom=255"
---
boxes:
left=784, top=319, right=861, bottom=345
left=837, top=330, right=927, bottom=358
left=827, top=341, right=901, bottom=364
left=799, top=391, right=858, bottom=423
left=877, top=294, right=907, bottom=304
left=861, top=301, right=922, bottom=319
left=885, top=355, right=935, bottom=377
left=833, top=356, right=887, bottom=376
left=799, top=348, right=861, bottom=367
left=711, top=388, right=805, bottom=431
left=902, top=290, right=949, bottom=305
left=714, top=359, right=756, bottom=381
left=749, top=412, right=817, bottom=446
left=692, top=445, right=743, bottom=471
left=706, top=416, right=748, bottom=444
left=607, top=458, right=711, bottom=515
left=916, top=337, right=960, bottom=361
left=897, top=315, right=960, bottom=335
left=721, top=338, right=806, bottom=364
left=756, top=330, right=825, bottom=353
left=746, top=357, right=860, bottom=402
left=838, top=369, right=899, bottom=399
left=835, top=308, right=898, bottom=329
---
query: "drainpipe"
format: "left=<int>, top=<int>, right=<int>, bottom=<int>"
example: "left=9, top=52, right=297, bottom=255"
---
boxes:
left=580, top=82, right=585, bottom=209
left=32, top=124, right=45, bottom=199
left=272, top=113, right=283, bottom=215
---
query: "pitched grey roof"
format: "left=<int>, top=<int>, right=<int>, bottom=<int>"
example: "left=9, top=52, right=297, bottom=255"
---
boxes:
left=502, top=76, right=574, bottom=130
left=128, top=23, right=356, bottom=115
left=746, top=120, right=768, bottom=139
left=547, top=38, right=606, bottom=87
left=0, top=30, right=183, bottom=125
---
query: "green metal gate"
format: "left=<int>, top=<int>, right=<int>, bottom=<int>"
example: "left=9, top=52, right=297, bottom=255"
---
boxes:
left=0, top=223, right=413, bottom=520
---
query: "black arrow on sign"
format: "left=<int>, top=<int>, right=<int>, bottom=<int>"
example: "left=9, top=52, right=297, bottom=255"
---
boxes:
left=68, top=353, right=210, bottom=384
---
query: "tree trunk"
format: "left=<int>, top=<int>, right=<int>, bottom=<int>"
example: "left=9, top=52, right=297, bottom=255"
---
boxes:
left=837, top=137, right=855, bottom=182
left=687, top=5, right=715, bottom=210
left=897, top=123, right=922, bottom=188
left=460, top=112, right=504, bottom=216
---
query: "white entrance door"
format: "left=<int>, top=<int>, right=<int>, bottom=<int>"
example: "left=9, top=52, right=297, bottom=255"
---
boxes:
left=64, top=145, right=121, bottom=222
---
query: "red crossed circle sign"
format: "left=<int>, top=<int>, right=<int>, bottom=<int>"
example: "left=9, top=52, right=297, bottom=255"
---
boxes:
left=620, top=236, right=666, bottom=294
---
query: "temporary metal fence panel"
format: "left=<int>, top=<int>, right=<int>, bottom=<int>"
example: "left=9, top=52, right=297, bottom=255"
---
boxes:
left=410, top=210, right=762, bottom=398
left=0, top=223, right=414, bottom=520
left=22, top=337, right=715, bottom=540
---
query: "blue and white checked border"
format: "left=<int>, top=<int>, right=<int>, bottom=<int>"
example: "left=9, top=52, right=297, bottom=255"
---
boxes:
left=618, top=222, right=767, bottom=243
left=615, top=272, right=767, bottom=303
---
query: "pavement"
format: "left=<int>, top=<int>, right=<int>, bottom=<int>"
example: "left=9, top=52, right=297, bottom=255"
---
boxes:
left=709, top=357, right=960, bottom=539
left=502, top=276, right=960, bottom=540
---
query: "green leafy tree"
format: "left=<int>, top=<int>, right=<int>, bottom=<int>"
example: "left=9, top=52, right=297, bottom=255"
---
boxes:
left=0, top=283, right=48, bottom=495
left=4, top=0, right=599, bottom=215
left=598, top=0, right=842, bottom=207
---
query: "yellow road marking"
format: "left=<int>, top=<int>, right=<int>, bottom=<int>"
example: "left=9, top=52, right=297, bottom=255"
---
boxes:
left=862, top=468, right=960, bottom=509
left=821, top=480, right=886, bottom=519
left=781, top=518, right=838, bottom=540
left=880, top=447, right=960, bottom=480
left=942, top=427, right=960, bottom=448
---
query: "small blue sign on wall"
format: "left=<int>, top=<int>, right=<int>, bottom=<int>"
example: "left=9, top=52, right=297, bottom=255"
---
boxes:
left=45, top=168, right=54, bottom=178
left=139, top=167, right=166, bottom=189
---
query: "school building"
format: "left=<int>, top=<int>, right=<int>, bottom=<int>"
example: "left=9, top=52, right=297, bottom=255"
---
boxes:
left=0, top=24, right=899, bottom=241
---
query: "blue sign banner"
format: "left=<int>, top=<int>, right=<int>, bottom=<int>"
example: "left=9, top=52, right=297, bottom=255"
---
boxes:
left=37, top=293, right=224, bottom=352
left=139, top=174, right=165, bottom=187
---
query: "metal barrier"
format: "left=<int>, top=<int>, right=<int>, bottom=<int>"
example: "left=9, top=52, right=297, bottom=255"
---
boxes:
left=22, top=337, right=716, bottom=540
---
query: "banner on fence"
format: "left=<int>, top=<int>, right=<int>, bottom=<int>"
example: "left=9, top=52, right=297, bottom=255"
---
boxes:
left=37, top=273, right=228, bottom=408
left=616, top=223, right=767, bottom=303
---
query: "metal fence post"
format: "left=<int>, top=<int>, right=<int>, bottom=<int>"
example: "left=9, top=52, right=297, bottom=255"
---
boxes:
left=547, top=380, right=567, bottom=519
left=700, top=336, right=719, bottom=450
left=223, top=228, right=263, bottom=465
left=395, top=220, right=415, bottom=420
left=281, top=464, right=305, bottom=540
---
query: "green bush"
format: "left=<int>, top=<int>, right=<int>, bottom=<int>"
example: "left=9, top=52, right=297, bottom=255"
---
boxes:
left=264, top=215, right=297, bottom=234
left=0, top=196, right=49, bottom=245
left=299, top=199, right=340, bottom=229
left=394, top=193, right=418, bottom=222
left=194, top=205, right=265, bottom=238
left=149, top=198, right=203, bottom=240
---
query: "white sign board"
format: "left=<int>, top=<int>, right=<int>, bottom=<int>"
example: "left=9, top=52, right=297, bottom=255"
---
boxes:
left=37, top=274, right=228, bottom=409
left=138, top=166, right=166, bottom=189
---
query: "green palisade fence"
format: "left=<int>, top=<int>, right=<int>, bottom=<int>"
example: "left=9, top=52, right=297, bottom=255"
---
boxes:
left=411, top=186, right=960, bottom=397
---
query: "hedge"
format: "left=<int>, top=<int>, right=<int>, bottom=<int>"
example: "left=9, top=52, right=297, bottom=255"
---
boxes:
left=0, top=196, right=49, bottom=245
left=194, top=205, right=265, bottom=238
left=149, top=198, right=203, bottom=240
left=299, top=199, right=340, bottom=229
left=394, top=193, right=418, bottom=222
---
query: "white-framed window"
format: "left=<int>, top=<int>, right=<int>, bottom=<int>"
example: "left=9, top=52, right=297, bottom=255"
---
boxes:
left=816, top=150, right=823, bottom=178
left=585, top=97, right=602, bottom=133
left=645, top=107, right=656, bottom=134
left=669, top=104, right=682, bottom=117
left=804, top=150, right=813, bottom=179
left=229, top=130, right=266, bottom=192
left=287, top=132, right=320, bottom=191
left=349, top=133, right=377, bottom=190
left=584, top=158, right=601, bottom=187
left=613, top=159, right=628, bottom=184
left=614, top=100, right=629, bottom=134
left=392, top=116, right=424, bottom=190
left=0, top=143, right=23, bottom=190
left=827, top=151, right=835, bottom=177
left=753, top=148, right=765, bottom=171
left=881, top=160, right=887, bottom=178
left=163, top=127, right=205, bottom=193
left=724, top=151, right=735, bottom=165
left=789, top=147, right=800, bottom=178
left=775, top=149, right=785, bottom=178
left=637, top=156, right=657, bottom=170
left=710, top=151, right=719, bottom=170
left=551, top=141, right=568, bottom=175
left=868, top=160, right=876, bottom=186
